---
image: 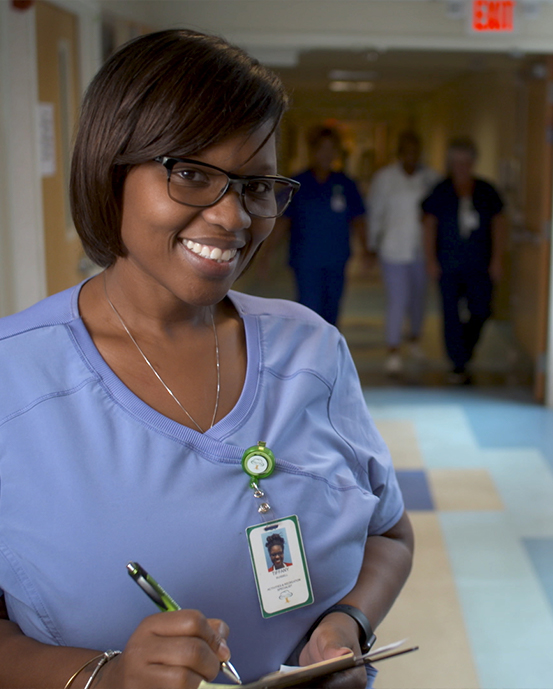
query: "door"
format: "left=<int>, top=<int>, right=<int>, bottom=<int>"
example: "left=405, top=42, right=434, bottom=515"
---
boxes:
left=35, top=0, right=83, bottom=296
left=510, top=56, right=553, bottom=401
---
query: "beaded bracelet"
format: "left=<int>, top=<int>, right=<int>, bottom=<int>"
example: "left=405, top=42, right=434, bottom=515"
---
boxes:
left=63, top=650, right=121, bottom=689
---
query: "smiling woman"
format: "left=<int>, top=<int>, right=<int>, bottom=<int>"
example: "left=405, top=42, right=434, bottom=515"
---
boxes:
left=0, top=29, right=413, bottom=689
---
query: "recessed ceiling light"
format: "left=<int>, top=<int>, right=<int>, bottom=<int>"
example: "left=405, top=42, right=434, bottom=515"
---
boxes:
left=328, top=70, right=378, bottom=81
left=329, top=81, right=374, bottom=92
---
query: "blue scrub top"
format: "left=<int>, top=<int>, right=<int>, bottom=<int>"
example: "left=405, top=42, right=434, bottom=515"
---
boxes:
left=422, top=178, right=503, bottom=273
left=0, top=283, right=403, bottom=685
left=285, top=169, right=365, bottom=269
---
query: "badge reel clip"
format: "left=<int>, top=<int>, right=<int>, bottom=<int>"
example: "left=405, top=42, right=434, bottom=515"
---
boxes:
left=241, top=441, right=275, bottom=515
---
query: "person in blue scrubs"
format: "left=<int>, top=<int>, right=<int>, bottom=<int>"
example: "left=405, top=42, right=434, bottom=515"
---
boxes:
left=422, top=137, right=506, bottom=384
left=278, top=126, right=366, bottom=326
left=0, top=31, right=413, bottom=689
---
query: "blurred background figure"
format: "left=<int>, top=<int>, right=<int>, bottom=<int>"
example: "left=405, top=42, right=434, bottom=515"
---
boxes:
left=367, top=131, right=440, bottom=375
left=277, top=126, right=366, bottom=326
left=422, top=137, right=506, bottom=385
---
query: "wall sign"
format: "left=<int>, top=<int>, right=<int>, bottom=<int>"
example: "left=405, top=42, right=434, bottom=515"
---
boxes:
left=471, top=1, right=516, bottom=33
left=37, top=102, right=56, bottom=178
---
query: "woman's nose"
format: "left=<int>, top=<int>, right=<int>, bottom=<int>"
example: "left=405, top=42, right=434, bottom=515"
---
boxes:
left=202, top=187, right=251, bottom=232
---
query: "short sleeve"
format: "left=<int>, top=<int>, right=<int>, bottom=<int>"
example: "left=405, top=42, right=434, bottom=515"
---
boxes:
left=344, top=177, right=366, bottom=221
left=328, top=337, right=404, bottom=535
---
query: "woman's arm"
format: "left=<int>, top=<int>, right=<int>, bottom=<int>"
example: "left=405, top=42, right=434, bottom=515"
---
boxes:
left=0, top=611, right=230, bottom=689
left=422, top=213, right=441, bottom=280
left=0, top=618, right=103, bottom=689
left=299, top=511, right=414, bottom=688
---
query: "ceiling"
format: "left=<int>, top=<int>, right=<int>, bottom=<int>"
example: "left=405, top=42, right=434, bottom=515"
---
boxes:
left=272, top=48, right=533, bottom=119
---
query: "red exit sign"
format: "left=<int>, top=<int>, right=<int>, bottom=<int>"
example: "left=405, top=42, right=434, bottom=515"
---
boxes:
left=472, top=0, right=515, bottom=32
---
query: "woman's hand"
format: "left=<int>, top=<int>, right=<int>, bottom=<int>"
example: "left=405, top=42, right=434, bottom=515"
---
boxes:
left=298, top=612, right=367, bottom=689
left=99, top=610, right=230, bottom=689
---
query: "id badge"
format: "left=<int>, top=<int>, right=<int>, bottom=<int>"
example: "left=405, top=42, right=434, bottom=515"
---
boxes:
left=247, top=515, right=313, bottom=618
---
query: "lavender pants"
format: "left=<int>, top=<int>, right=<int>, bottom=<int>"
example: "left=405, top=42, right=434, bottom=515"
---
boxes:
left=380, top=258, right=427, bottom=348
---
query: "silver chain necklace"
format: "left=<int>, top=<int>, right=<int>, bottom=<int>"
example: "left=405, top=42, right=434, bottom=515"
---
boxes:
left=103, top=273, right=220, bottom=433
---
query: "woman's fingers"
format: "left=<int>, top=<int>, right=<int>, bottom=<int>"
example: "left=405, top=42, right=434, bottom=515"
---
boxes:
left=104, top=610, right=231, bottom=689
left=207, top=618, right=231, bottom=662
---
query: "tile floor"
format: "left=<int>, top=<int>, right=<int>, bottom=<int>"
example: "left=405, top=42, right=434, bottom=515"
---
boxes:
left=237, top=258, right=553, bottom=688
left=368, top=389, right=553, bottom=689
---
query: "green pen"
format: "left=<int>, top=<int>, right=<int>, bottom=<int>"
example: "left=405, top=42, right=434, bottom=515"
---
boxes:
left=127, top=561, right=242, bottom=684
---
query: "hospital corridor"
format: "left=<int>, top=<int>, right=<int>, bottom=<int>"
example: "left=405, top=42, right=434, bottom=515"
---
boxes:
left=2, top=1, right=553, bottom=688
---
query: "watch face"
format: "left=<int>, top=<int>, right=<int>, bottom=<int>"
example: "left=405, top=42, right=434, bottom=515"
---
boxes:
left=246, top=454, right=269, bottom=475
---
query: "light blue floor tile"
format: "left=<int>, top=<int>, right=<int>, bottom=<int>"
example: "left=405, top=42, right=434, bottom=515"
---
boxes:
left=481, top=449, right=553, bottom=537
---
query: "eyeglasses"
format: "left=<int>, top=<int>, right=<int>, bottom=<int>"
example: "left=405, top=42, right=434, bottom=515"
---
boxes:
left=154, top=156, right=300, bottom=219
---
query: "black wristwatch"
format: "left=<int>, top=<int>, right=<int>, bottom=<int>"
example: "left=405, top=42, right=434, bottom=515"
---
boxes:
left=284, top=603, right=376, bottom=665
left=321, top=604, right=377, bottom=654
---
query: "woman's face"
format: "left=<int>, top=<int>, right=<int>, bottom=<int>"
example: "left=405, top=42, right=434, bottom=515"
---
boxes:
left=448, top=149, right=475, bottom=183
left=117, top=122, right=277, bottom=308
left=269, top=545, right=285, bottom=569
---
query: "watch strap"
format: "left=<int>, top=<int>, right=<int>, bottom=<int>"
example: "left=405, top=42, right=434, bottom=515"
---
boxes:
left=284, top=603, right=376, bottom=666
left=323, top=604, right=376, bottom=653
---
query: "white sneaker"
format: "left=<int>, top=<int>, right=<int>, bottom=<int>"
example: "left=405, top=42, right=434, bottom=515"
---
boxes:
left=385, top=353, right=403, bottom=375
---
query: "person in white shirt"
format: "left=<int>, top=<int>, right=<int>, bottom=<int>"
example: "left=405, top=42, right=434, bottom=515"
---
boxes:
left=367, top=132, right=440, bottom=374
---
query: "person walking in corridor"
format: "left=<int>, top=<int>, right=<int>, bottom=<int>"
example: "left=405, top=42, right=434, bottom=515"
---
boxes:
left=278, top=126, right=366, bottom=326
left=367, top=131, right=440, bottom=375
left=422, top=137, right=506, bottom=384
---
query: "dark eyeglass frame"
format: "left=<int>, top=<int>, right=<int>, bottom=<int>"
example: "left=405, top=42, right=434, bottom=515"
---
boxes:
left=154, top=156, right=300, bottom=219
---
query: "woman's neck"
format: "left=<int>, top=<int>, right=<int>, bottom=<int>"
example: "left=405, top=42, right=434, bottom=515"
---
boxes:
left=452, top=176, right=474, bottom=198
left=102, top=264, right=215, bottom=336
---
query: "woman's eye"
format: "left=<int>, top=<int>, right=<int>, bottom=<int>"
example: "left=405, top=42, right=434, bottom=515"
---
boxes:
left=247, top=180, right=274, bottom=196
left=172, top=167, right=211, bottom=186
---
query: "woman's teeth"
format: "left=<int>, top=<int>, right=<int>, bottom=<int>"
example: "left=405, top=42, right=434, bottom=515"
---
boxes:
left=182, top=239, right=237, bottom=263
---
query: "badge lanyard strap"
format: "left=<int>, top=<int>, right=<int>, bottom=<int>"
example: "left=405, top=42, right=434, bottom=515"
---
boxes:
left=241, top=441, right=276, bottom=521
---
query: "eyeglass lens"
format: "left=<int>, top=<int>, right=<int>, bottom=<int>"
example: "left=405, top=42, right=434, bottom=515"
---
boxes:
left=166, top=161, right=295, bottom=218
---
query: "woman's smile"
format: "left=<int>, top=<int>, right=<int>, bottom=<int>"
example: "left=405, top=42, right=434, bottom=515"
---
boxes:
left=180, top=239, right=238, bottom=264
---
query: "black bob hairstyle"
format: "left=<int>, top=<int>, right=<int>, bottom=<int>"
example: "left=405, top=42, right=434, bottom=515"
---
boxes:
left=70, top=29, right=288, bottom=268
left=266, top=533, right=286, bottom=552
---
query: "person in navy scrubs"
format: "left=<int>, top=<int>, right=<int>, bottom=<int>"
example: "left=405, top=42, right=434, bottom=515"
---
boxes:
left=422, top=137, right=506, bottom=384
left=278, top=126, right=366, bottom=326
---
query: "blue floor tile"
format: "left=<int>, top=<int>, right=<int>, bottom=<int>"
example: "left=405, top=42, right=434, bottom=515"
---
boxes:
left=524, top=538, right=553, bottom=615
left=395, top=470, right=434, bottom=511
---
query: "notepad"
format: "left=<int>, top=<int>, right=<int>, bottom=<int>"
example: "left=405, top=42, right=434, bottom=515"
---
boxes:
left=199, top=639, right=417, bottom=689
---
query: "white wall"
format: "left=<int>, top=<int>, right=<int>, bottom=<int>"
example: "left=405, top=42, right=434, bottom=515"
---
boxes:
left=0, top=2, right=46, bottom=317
left=100, top=0, right=553, bottom=54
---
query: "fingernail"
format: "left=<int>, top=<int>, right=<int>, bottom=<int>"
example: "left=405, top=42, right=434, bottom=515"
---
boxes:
left=219, top=638, right=231, bottom=660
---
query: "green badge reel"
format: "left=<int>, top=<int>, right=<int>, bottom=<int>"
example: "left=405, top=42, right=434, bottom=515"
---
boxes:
left=241, top=441, right=276, bottom=514
left=241, top=441, right=275, bottom=486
